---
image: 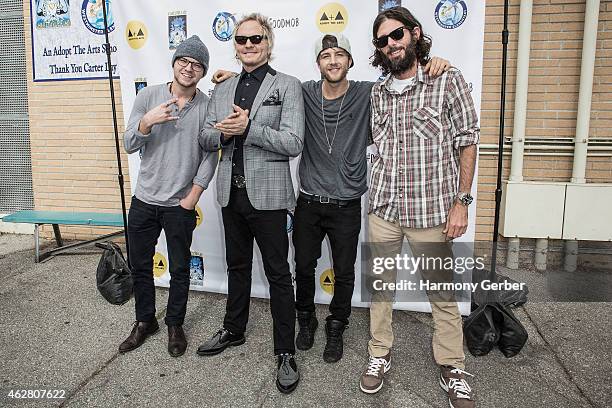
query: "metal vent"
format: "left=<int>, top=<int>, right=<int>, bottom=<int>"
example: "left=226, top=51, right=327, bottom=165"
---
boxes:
left=1, top=0, right=24, bottom=14
left=0, top=1, right=34, bottom=212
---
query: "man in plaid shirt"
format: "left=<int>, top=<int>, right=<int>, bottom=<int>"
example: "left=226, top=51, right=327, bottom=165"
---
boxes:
left=359, top=7, right=479, bottom=408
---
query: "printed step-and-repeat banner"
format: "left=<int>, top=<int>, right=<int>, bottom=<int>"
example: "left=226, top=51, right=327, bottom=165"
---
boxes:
left=113, top=0, right=485, bottom=315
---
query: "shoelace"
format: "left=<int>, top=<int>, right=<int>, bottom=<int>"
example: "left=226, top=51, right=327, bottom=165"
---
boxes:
left=326, top=329, right=343, bottom=347
left=447, top=368, right=474, bottom=399
left=365, top=356, right=387, bottom=376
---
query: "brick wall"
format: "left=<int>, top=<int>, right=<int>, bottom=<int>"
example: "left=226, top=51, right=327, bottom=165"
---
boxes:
left=477, top=0, right=612, bottom=244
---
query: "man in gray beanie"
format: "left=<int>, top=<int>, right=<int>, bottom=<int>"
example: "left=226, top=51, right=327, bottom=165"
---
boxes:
left=121, top=35, right=217, bottom=357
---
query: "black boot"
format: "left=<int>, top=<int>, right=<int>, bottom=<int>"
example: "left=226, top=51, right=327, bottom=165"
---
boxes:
left=323, top=319, right=346, bottom=363
left=295, top=311, right=318, bottom=351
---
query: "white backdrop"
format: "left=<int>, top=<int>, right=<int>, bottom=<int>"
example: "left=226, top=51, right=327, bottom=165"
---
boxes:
left=113, top=0, right=485, bottom=315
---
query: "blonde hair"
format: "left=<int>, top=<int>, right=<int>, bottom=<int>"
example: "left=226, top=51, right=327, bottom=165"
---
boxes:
left=234, top=13, right=275, bottom=61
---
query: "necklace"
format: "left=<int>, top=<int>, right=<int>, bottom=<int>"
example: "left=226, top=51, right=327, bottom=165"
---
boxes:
left=169, top=82, right=196, bottom=103
left=320, top=81, right=349, bottom=154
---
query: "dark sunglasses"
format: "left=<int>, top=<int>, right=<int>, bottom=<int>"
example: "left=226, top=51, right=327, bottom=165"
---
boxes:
left=234, top=34, right=267, bottom=45
left=373, top=26, right=409, bottom=48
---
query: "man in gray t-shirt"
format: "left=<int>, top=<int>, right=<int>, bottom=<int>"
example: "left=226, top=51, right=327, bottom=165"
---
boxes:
left=120, top=35, right=217, bottom=358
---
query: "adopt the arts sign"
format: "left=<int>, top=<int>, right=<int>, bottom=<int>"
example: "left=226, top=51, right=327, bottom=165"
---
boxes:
left=30, top=0, right=119, bottom=81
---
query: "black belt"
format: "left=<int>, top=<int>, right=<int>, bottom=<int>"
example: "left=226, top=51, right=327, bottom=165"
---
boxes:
left=299, top=192, right=359, bottom=207
left=231, top=174, right=246, bottom=189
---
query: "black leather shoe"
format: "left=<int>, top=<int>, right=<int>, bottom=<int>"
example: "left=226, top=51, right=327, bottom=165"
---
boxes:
left=323, top=319, right=346, bottom=363
left=295, top=311, right=318, bottom=351
left=168, top=325, right=187, bottom=357
left=119, top=320, right=159, bottom=353
left=276, top=353, right=300, bottom=394
left=196, top=328, right=245, bottom=356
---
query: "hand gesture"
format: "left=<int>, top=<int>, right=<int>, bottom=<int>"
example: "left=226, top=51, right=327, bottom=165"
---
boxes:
left=214, top=104, right=250, bottom=137
left=139, top=98, right=179, bottom=134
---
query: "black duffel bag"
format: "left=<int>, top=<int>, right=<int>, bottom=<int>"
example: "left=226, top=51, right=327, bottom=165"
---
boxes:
left=464, top=301, right=528, bottom=358
left=95, top=242, right=133, bottom=305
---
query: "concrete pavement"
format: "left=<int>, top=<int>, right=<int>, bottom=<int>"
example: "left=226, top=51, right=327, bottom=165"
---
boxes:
left=0, top=233, right=609, bottom=407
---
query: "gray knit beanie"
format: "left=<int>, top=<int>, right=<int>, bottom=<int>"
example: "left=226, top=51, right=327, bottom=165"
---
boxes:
left=172, top=35, right=210, bottom=74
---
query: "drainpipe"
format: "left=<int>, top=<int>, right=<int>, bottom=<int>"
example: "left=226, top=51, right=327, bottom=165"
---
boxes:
left=506, top=0, right=533, bottom=269
left=566, top=0, right=600, bottom=272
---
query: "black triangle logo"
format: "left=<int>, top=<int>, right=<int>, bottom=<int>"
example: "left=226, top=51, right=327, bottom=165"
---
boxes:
left=128, top=30, right=133, bottom=37
left=324, top=276, right=332, bottom=284
left=137, top=28, right=144, bottom=36
left=157, top=260, right=164, bottom=267
left=335, top=12, right=344, bottom=21
left=320, top=12, right=329, bottom=21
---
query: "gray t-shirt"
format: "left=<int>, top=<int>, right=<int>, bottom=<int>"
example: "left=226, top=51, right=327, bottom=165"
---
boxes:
left=123, top=83, right=217, bottom=206
left=299, top=80, right=373, bottom=200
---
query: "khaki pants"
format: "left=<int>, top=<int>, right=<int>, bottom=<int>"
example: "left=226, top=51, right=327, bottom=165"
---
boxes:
left=367, top=214, right=465, bottom=369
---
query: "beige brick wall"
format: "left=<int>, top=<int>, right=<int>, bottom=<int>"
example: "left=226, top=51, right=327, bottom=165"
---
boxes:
left=23, top=0, right=130, bottom=240
left=21, top=1, right=612, bottom=252
left=477, top=0, right=612, bottom=242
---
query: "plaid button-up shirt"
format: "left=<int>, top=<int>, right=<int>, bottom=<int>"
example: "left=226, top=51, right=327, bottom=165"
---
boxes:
left=369, top=66, right=480, bottom=228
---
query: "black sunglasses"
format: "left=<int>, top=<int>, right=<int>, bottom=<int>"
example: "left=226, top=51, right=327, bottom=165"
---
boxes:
left=234, top=34, right=267, bottom=45
left=373, top=26, right=409, bottom=48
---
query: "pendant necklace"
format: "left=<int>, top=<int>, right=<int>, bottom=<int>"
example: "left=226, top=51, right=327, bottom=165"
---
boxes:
left=321, top=81, right=349, bottom=154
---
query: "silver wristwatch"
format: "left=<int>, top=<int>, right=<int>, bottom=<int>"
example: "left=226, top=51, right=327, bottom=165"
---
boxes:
left=455, top=192, right=473, bottom=206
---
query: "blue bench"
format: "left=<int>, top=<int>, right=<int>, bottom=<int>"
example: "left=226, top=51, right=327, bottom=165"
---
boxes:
left=1, top=210, right=125, bottom=262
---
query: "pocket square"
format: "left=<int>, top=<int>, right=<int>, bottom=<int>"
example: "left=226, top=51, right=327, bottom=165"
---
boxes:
left=262, top=89, right=282, bottom=106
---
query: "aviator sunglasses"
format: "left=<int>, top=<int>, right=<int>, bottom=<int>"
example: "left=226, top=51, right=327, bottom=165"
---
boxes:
left=372, top=26, right=409, bottom=49
left=234, top=34, right=268, bottom=45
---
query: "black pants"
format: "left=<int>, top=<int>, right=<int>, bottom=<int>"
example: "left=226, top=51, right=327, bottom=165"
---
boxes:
left=128, top=196, right=196, bottom=326
left=292, top=195, right=362, bottom=325
left=221, top=187, right=296, bottom=355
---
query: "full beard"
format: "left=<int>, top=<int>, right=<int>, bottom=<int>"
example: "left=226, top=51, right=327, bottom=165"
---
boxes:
left=382, top=39, right=417, bottom=76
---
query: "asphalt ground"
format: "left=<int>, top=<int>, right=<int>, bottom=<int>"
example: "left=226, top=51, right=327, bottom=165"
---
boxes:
left=0, top=233, right=609, bottom=407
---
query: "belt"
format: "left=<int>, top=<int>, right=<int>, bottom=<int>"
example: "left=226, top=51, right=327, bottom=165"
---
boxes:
left=231, top=174, right=246, bottom=189
left=299, top=192, right=358, bottom=207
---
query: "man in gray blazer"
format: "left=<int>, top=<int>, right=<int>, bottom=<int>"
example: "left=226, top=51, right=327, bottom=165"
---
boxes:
left=197, top=13, right=304, bottom=394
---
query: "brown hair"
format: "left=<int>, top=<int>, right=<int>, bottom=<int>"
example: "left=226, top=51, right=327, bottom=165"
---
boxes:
left=370, top=7, right=432, bottom=74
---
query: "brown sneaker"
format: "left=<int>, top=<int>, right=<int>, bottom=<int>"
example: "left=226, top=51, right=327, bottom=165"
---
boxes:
left=359, top=353, right=391, bottom=394
left=439, top=366, right=475, bottom=408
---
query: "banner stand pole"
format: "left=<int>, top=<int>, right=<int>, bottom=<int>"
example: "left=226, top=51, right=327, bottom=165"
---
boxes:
left=101, top=0, right=130, bottom=266
left=489, top=0, right=510, bottom=284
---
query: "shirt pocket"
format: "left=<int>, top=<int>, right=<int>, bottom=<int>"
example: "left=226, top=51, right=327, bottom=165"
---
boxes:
left=412, top=106, right=442, bottom=141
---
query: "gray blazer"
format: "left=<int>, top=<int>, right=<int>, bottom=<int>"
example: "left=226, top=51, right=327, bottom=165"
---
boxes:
left=200, top=69, right=305, bottom=210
